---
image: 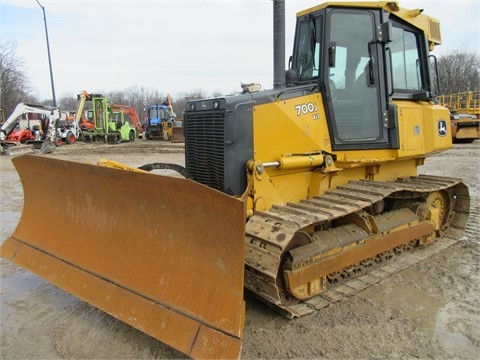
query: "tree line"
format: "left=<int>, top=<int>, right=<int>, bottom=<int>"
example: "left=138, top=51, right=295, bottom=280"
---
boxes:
left=55, top=86, right=213, bottom=125
left=1, top=39, right=479, bottom=121
left=0, top=40, right=225, bottom=123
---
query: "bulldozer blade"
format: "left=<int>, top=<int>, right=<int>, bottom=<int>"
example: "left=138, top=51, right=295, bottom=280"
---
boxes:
left=171, top=126, right=185, bottom=143
left=3, top=144, right=34, bottom=156
left=38, top=140, right=56, bottom=154
left=1, top=154, right=246, bottom=359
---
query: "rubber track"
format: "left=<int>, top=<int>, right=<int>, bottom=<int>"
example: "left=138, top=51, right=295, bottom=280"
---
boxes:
left=245, top=175, right=470, bottom=318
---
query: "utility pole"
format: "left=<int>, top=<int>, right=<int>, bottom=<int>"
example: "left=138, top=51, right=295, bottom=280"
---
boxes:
left=36, top=0, right=57, bottom=106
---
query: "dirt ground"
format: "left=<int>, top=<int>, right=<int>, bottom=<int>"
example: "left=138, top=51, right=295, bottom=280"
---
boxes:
left=1, top=139, right=479, bottom=359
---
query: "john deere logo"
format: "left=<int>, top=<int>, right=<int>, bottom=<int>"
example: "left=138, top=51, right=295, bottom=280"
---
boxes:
left=438, top=119, right=447, bottom=137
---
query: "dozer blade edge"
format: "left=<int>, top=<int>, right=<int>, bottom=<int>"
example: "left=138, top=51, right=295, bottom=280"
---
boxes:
left=3, top=144, right=34, bottom=156
left=0, top=154, right=246, bottom=359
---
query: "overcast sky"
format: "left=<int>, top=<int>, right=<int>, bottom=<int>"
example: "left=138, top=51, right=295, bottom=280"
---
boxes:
left=1, top=0, right=479, bottom=101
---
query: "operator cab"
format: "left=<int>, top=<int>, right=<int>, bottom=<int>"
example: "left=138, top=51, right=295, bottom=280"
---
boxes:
left=289, top=4, right=436, bottom=150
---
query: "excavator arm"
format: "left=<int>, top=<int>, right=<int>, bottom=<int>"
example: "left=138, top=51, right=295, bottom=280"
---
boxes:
left=167, top=93, right=176, bottom=119
left=1, top=103, right=55, bottom=141
left=1, top=103, right=61, bottom=155
left=74, top=91, right=91, bottom=124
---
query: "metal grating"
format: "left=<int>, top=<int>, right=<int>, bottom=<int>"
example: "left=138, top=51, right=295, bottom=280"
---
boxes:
left=184, top=110, right=225, bottom=192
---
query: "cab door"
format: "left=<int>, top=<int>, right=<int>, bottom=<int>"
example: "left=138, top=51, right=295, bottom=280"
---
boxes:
left=325, top=8, right=394, bottom=150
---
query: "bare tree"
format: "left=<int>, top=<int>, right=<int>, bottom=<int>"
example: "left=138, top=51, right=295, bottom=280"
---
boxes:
left=105, top=86, right=166, bottom=125
left=106, top=89, right=129, bottom=106
left=172, top=95, right=187, bottom=120
left=58, top=93, right=80, bottom=112
left=50, top=86, right=218, bottom=125
left=170, top=89, right=210, bottom=120
left=0, top=40, right=35, bottom=117
left=436, top=47, right=480, bottom=95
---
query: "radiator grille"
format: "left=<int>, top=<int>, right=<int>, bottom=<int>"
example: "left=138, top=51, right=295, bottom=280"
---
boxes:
left=184, top=110, right=225, bottom=191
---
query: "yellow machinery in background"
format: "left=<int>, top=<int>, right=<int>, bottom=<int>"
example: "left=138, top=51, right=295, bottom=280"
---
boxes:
left=1, top=2, right=470, bottom=359
left=438, top=91, right=480, bottom=115
left=437, top=91, right=480, bottom=142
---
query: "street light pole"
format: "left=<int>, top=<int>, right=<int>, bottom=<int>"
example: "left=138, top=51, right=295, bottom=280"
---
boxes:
left=36, top=0, right=57, bottom=107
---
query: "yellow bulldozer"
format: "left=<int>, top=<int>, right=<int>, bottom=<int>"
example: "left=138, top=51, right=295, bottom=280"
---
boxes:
left=0, top=1, right=470, bottom=359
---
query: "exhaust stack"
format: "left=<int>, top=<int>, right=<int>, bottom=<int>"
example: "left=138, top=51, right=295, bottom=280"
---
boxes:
left=273, top=0, right=285, bottom=89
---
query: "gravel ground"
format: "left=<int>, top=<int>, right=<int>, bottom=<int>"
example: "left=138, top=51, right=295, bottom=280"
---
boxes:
left=1, top=139, right=479, bottom=359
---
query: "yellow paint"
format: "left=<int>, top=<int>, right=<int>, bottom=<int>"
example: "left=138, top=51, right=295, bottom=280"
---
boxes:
left=296, top=2, right=441, bottom=47
left=246, top=93, right=452, bottom=214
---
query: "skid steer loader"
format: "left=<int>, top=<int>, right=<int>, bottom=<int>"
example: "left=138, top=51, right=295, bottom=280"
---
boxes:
left=1, top=1, right=470, bottom=359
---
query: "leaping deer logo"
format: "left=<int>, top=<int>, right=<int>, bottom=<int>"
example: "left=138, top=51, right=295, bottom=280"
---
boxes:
left=438, top=119, right=447, bottom=137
